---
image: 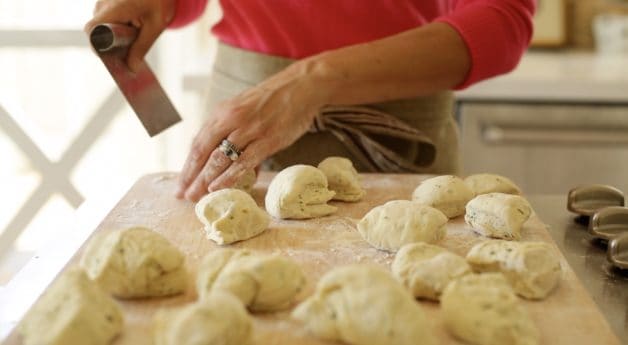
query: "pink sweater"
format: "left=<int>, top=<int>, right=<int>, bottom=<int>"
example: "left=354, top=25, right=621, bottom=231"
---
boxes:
left=170, top=0, right=535, bottom=88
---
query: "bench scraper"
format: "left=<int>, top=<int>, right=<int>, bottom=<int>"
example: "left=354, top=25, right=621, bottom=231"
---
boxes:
left=89, top=23, right=181, bottom=137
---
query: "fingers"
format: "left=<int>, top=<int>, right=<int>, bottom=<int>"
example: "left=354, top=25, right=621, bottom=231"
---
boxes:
left=176, top=121, right=229, bottom=198
left=178, top=127, right=253, bottom=202
left=183, top=148, right=233, bottom=202
left=184, top=126, right=256, bottom=202
left=184, top=131, right=253, bottom=201
left=86, top=0, right=110, bottom=32
left=94, top=0, right=108, bottom=15
left=85, top=0, right=167, bottom=71
left=86, top=0, right=136, bottom=31
left=126, top=15, right=163, bottom=72
left=208, top=139, right=272, bottom=192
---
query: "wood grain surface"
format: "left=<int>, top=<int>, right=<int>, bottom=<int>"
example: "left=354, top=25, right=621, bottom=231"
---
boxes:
left=5, top=172, right=621, bottom=345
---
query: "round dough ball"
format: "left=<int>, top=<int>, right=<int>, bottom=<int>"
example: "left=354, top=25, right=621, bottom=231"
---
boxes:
left=196, top=249, right=306, bottom=312
left=317, top=156, right=366, bottom=202
left=465, top=193, right=532, bottom=240
left=412, top=175, right=474, bottom=218
left=357, top=200, right=447, bottom=252
left=153, top=291, right=252, bottom=345
left=20, top=269, right=123, bottom=345
left=466, top=240, right=562, bottom=299
left=265, top=164, right=337, bottom=219
left=80, top=227, right=187, bottom=298
left=195, top=188, right=270, bottom=245
left=441, top=273, right=539, bottom=345
left=292, top=264, right=436, bottom=345
left=464, top=173, right=521, bottom=196
left=392, top=242, right=470, bottom=300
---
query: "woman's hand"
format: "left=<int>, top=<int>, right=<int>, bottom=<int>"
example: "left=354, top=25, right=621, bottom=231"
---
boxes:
left=85, top=0, right=175, bottom=71
left=176, top=62, right=330, bottom=202
left=176, top=21, right=476, bottom=202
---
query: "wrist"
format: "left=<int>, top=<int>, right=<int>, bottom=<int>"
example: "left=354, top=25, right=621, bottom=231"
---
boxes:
left=286, top=53, right=338, bottom=108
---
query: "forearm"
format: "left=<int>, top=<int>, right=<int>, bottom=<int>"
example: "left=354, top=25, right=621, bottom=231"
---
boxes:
left=295, top=22, right=470, bottom=106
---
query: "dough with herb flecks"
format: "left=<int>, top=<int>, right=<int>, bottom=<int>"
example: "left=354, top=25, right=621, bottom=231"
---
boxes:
left=196, top=249, right=306, bottom=311
left=441, top=273, right=539, bottom=345
left=466, top=240, right=561, bottom=299
left=265, top=164, right=336, bottom=219
left=412, top=175, right=474, bottom=218
left=465, top=193, right=532, bottom=240
left=80, top=227, right=187, bottom=298
left=19, top=268, right=123, bottom=345
left=464, top=173, right=521, bottom=196
left=195, top=188, right=269, bottom=245
left=292, top=265, right=435, bottom=345
left=357, top=200, right=447, bottom=252
left=233, top=168, right=257, bottom=193
left=392, top=242, right=471, bottom=300
left=317, top=156, right=366, bottom=202
left=153, top=291, right=252, bottom=345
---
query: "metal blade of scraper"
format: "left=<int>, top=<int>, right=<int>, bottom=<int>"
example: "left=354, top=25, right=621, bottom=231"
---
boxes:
left=89, top=23, right=181, bottom=137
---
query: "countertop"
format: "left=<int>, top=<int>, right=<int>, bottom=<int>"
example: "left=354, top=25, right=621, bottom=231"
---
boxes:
left=528, top=195, right=628, bottom=343
left=455, top=51, right=628, bottom=103
left=0, top=189, right=625, bottom=343
left=7, top=173, right=622, bottom=345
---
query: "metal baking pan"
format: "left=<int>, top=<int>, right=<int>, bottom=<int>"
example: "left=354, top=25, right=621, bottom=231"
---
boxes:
left=608, top=233, right=628, bottom=270
left=567, top=184, right=624, bottom=217
left=589, top=206, right=628, bottom=241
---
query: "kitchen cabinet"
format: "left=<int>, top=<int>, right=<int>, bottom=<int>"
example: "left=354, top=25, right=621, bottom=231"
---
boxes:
left=456, top=52, right=628, bottom=194
left=458, top=101, right=628, bottom=194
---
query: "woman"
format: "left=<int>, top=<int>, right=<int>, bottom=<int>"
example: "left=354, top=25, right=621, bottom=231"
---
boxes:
left=87, top=0, right=535, bottom=202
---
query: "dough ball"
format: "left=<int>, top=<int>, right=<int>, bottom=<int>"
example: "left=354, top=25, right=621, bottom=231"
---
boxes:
left=466, top=240, right=562, bottom=299
left=265, top=164, right=337, bottom=219
left=233, top=168, right=257, bottom=193
left=465, top=193, right=532, bottom=240
left=195, top=188, right=270, bottom=245
left=196, top=248, right=306, bottom=312
left=20, top=268, right=123, bottom=345
left=80, top=227, right=187, bottom=298
left=317, top=156, right=366, bottom=202
left=154, top=291, right=252, bottom=345
left=464, top=173, right=521, bottom=196
left=412, top=175, right=474, bottom=218
left=357, top=200, right=447, bottom=252
left=441, top=273, right=539, bottom=345
left=392, top=242, right=470, bottom=300
left=292, top=265, right=435, bottom=345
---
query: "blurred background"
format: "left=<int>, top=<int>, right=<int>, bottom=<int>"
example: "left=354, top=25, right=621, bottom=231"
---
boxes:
left=0, top=0, right=223, bottom=284
left=1, top=0, right=628, bottom=285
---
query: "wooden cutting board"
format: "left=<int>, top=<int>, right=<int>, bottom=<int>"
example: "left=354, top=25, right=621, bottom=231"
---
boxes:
left=5, top=172, right=621, bottom=345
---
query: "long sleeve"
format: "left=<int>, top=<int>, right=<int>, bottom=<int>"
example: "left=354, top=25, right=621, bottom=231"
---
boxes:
left=168, top=0, right=209, bottom=28
left=435, top=0, right=536, bottom=89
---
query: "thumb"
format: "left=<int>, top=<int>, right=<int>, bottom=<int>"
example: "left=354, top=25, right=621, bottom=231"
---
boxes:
left=127, top=19, right=163, bottom=72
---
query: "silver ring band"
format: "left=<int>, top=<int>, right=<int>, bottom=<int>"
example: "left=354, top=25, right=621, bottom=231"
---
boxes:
left=219, top=139, right=241, bottom=161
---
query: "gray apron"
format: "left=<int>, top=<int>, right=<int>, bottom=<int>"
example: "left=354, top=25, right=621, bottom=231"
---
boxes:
left=205, top=42, right=460, bottom=174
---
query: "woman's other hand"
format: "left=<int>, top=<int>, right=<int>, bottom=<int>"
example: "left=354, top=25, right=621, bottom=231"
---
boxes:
left=85, top=0, right=176, bottom=71
left=176, top=62, right=330, bottom=202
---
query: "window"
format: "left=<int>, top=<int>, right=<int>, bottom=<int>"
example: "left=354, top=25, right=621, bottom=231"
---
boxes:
left=0, top=0, right=221, bottom=284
